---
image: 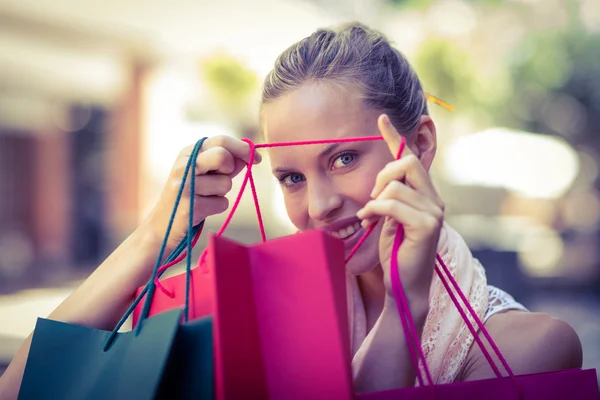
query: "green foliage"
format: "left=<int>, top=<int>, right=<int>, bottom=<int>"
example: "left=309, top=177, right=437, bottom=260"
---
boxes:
left=410, top=2, right=600, bottom=146
left=200, top=53, right=259, bottom=106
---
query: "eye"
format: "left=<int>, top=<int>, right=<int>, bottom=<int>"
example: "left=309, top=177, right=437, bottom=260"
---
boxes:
left=278, top=173, right=305, bottom=188
left=332, top=152, right=357, bottom=169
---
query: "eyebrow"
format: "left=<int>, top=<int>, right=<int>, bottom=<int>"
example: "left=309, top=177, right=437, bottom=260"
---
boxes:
left=272, top=143, right=342, bottom=175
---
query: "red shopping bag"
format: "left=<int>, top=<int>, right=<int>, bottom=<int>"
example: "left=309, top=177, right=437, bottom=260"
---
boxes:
left=131, top=256, right=214, bottom=327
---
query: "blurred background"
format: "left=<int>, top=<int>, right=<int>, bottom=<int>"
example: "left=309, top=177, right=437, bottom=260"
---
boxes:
left=0, top=0, right=599, bottom=383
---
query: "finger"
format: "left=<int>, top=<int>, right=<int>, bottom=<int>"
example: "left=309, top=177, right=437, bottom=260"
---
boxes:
left=371, top=181, right=443, bottom=218
left=193, top=196, right=230, bottom=218
left=195, top=147, right=236, bottom=175
left=203, top=135, right=262, bottom=165
left=177, top=144, right=197, bottom=158
left=370, top=156, right=442, bottom=205
left=356, top=199, right=441, bottom=236
left=194, top=175, right=233, bottom=196
left=230, top=157, right=248, bottom=179
left=377, top=114, right=413, bottom=159
left=359, top=216, right=379, bottom=230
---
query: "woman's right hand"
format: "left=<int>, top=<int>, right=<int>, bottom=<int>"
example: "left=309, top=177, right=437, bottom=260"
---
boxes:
left=142, top=135, right=261, bottom=254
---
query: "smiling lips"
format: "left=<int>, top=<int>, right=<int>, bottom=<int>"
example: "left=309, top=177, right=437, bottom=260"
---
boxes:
left=329, top=221, right=361, bottom=240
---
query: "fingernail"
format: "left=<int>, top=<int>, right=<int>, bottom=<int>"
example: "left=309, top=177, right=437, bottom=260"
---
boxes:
left=361, top=219, right=370, bottom=229
left=356, top=208, right=364, bottom=218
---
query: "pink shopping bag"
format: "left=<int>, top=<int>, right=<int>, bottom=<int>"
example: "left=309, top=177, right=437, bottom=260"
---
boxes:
left=134, top=230, right=354, bottom=400
left=354, top=222, right=600, bottom=400
left=209, top=230, right=353, bottom=400
left=357, top=368, right=599, bottom=399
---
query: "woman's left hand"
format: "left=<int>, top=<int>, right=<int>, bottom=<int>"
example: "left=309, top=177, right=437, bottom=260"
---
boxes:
left=356, top=114, right=444, bottom=311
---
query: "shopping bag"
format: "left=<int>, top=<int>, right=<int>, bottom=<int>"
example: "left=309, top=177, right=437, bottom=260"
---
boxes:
left=357, top=368, right=600, bottom=399
left=18, top=309, right=182, bottom=400
left=19, top=303, right=215, bottom=400
left=210, top=230, right=353, bottom=400
left=19, top=138, right=214, bottom=400
left=355, top=225, right=600, bottom=400
left=156, top=315, right=214, bottom=400
left=134, top=230, right=353, bottom=400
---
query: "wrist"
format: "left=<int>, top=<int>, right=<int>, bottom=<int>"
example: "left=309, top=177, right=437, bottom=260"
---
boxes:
left=134, top=219, right=173, bottom=265
left=384, top=289, right=430, bottom=327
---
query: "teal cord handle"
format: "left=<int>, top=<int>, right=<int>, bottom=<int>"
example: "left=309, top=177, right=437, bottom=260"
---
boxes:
left=104, top=137, right=207, bottom=351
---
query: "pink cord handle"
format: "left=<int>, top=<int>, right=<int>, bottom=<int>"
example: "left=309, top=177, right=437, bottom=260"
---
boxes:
left=433, top=256, right=523, bottom=395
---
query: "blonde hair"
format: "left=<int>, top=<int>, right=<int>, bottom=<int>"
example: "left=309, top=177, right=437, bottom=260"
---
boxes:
left=261, top=22, right=429, bottom=134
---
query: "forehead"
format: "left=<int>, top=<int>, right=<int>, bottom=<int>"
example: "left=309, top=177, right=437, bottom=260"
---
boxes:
left=262, top=83, right=380, bottom=164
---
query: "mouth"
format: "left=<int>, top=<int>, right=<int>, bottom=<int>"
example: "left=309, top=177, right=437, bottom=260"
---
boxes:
left=329, top=221, right=362, bottom=240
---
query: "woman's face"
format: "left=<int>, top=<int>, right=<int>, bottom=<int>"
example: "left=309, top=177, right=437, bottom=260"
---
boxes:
left=262, top=83, right=396, bottom=275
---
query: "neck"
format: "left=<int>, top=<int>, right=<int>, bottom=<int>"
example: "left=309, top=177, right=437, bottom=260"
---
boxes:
left=357, top=265, right=386, bottom=332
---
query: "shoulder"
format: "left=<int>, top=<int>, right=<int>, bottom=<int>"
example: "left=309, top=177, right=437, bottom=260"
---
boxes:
left=457, top=310, right=583, bottom=382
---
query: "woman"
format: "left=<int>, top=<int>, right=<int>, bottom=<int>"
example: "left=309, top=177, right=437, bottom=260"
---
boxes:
left=0, top=22, right=582, bottom=398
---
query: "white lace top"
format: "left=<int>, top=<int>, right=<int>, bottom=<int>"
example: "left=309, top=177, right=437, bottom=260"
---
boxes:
left=483, top=285, right=528, bottom=323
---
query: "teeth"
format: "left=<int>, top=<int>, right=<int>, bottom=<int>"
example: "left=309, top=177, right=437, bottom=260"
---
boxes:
left=334, top=222, right=360, bottom=240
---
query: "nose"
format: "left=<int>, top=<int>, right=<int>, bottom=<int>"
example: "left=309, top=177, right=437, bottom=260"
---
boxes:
left=307, top=176, right=343, bottom=223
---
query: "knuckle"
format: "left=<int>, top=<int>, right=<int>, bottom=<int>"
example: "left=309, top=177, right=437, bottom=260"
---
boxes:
left=376, top=167, right=393, bottom=187
left=431, top=208, right=444, bottom=223
left=422, top=214, right=441, bottom=231
left=435, top=206, right=445, bottom=221
left=222, top=176, right=233, bottom=192
left=380, top=181, right=404, bottom=200
left=209, top=135, right=229, bottom=148
left=438, top=199, right=446, bottom=211
left=218, top=196, right=230, bottom=211
left=437, top=202, right=445, bottom=219
left=383, top=161, right=397, bottom=175
left=212, top=146, right=229, bottom=162
left=383, top=200, right=398, bottom=214
left=173, top=158, right=188, bottom=173
left=170, top=178, right=185, bottom=193
left=177, top=146, right=190, bottom=157
left=388, top=180, right=403, bottom=193
left=405, top=154, right=419, bottom=166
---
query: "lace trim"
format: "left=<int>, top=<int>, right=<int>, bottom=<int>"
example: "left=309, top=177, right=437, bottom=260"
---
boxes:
left=483, top=285, right=528, bottom=323
left=419, top=254, right=489, bottom=384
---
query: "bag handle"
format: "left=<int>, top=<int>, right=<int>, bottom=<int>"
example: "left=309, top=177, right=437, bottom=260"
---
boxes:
left=388, top=230, right=524, bottom=395
left=103, top=137, right=208, bottom=351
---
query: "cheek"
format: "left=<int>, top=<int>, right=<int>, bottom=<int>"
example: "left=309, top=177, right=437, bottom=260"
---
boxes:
left=349, top=159, right=386, bottom=206
left=282, top=192, right=306, bottom=230
left=352, top=170, right=378, bottom=206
